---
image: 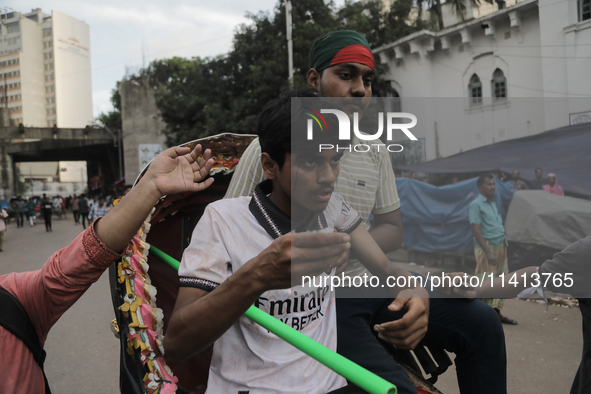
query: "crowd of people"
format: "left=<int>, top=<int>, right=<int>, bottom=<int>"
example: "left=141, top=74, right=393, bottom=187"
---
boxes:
left=402, top=167, right=567, bottom=198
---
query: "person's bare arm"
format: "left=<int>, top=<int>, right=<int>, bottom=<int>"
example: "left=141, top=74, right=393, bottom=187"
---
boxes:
left=369, top=209, right=403, bottom=255
left=95, top=145, right=214, bottom=253
left=471, top=223, right=496, bottom=265
left=163, top=232, right=351, bottom=363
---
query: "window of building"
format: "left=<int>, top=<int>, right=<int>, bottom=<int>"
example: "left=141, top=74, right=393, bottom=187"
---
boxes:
left=581, top=0, right=591, bottom=21
left=45, top=85, right=55, bottom=93
left=46, top=108, right=56, bottom=115
left=491, top=68, right=507, bottom=100
left=43, top=28, right=52, bottom=37
left=44, top=73, right=54, bottom=82
left=44, top=63, right=54, bottom=71
left=469, top=74, right=482, bottom=106
left=6, top=24, right=20, bottom=34
left=46, top=97, right=55, bottom=104
left=43, top=41, right=53, bottom=49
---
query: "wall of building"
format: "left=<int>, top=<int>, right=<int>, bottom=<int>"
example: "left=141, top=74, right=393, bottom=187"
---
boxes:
left=19, top=15, right=45, bottom=127
left=51, top=10, right=93, bottom=128
left=120, top=77, right=167, bottom=185
left=538, top=0, right=591, bottom=130
left=376, top=0, right=591, bottom=162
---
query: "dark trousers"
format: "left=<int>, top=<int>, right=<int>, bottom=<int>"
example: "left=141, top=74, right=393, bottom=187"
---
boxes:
left=73, top=210, right=80, bottom=224
left=43, top=213, right=52, bottom=231
left=571, top=299, right=591, bottom=394
left=336, top=286, right=507, bottom=394
left=80, top=212, right=88, bottom=229
left=16, top=212, right=24, bottom=227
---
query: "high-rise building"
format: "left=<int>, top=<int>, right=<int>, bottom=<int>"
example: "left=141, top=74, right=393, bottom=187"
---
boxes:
left=0, top=8, right=92, bottom=128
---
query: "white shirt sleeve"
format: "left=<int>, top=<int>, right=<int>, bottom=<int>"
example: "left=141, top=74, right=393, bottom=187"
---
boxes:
left=179, top=204, right=233, bottom=291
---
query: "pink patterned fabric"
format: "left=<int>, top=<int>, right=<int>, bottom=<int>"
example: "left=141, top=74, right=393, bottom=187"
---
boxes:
left=0, top=219, right=122, bottom=394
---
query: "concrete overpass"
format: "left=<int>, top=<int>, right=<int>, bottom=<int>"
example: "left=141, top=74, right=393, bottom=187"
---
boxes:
left=0, top=125, right=122, bottom=199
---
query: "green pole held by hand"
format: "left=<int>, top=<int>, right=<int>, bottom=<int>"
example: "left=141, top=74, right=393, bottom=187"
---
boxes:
left=149, top=245, right=397, bottom=394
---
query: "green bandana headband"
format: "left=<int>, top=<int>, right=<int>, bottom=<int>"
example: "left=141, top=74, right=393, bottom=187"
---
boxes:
left=310, top=30, right=374, bottom=72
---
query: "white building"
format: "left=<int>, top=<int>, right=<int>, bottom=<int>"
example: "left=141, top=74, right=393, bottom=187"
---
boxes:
left=0, top=8, right=92, bottom=128
left=19, top=160, right=87, bottom=197
left=374, top=0, right=591, bottom=162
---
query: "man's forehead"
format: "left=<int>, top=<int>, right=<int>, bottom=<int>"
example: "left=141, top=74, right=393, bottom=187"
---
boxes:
left=328, top=62, right=374, bottom=75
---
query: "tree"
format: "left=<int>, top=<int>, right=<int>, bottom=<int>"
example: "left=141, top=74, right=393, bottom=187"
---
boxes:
left=112, top=0, right=424, bottom=145
left=418, top=0, right=482, bottom=30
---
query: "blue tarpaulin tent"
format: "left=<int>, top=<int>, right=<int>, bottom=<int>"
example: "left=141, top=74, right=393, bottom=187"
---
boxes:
left=395, top=176, right=515, bottom=254
left=395, top=123, right=591, bottom=196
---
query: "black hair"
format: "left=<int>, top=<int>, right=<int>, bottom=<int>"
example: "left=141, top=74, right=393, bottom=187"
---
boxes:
left=257, top=88, right=341, bottom=168
left=535, top=167, right=543, bottom=172
left=477, top=173, right=494, bottom=187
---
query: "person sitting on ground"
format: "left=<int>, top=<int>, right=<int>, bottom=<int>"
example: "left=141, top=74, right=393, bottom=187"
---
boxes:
left=163, top=90, right=426, bottom=394
left=543, top=173, right=565, bottom=196
left=0, top=145, right=214, bottom=394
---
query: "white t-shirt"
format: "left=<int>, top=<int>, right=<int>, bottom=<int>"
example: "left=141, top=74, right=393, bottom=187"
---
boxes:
left=179, top=181, right=362, bottom=394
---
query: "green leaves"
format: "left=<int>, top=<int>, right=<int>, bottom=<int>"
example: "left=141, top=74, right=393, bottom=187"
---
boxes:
left=108, top=0, right=424, bottom=145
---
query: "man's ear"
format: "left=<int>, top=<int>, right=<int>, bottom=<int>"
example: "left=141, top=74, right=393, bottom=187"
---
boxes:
left=307, top=68, right=321, bottom=90
left=261, top=153, right=279, bottom=180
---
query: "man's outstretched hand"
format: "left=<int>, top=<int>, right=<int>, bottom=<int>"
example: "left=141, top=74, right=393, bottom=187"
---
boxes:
left=143, top=145, right=215, bottom=199
left=96, top=145, right=214, bottom=253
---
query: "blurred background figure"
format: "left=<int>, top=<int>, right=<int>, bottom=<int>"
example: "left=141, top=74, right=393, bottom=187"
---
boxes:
left=53, top=195, right=64, bottom=220
left=543, top=173, right=565, bottom=196
left=71, top=195, right=80, bottom=225
left=27, top=198, right=37, bottom=226
left=530, top=167, right=547, bottom=190
left=41, top=195, right=53, bottom=232
left=78, top=194, right=90, bottom=229
left=13, top=197, right=26, bottom=228
left=0, top=208, right=7, bottom=251
left=510, top=171, right=529, bottom=190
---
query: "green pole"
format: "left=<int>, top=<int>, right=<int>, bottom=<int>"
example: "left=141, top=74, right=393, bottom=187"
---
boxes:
left=149, top=245, right=397, bottom=394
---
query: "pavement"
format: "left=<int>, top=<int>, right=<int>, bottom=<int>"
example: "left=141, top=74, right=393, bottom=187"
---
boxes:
left=0, top=215, right=583, bottom=393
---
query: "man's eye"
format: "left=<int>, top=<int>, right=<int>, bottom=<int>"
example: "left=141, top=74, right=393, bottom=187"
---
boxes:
left=304, top=159, right=317, bottom=166
left=340, top=73, right=351, bottom=79
left=331, top=157, right=341, bottom=164
left=364, top=78, right=373, bottom=86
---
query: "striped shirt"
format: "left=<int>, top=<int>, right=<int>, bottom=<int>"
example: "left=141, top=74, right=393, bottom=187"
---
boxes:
left=89, top=203, right=109, bottom=220
left=225, top=137, right=401, bottom=277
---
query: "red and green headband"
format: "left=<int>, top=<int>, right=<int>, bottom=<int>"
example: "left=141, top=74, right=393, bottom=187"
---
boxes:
left=310, top=30, right=374, bottom=72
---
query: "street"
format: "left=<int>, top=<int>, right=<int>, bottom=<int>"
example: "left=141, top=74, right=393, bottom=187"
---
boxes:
left=0, top=215, right=583, bottom=393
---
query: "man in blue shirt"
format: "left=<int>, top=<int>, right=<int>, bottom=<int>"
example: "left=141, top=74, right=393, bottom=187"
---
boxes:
left=469, top=173, right=517, bottom=325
